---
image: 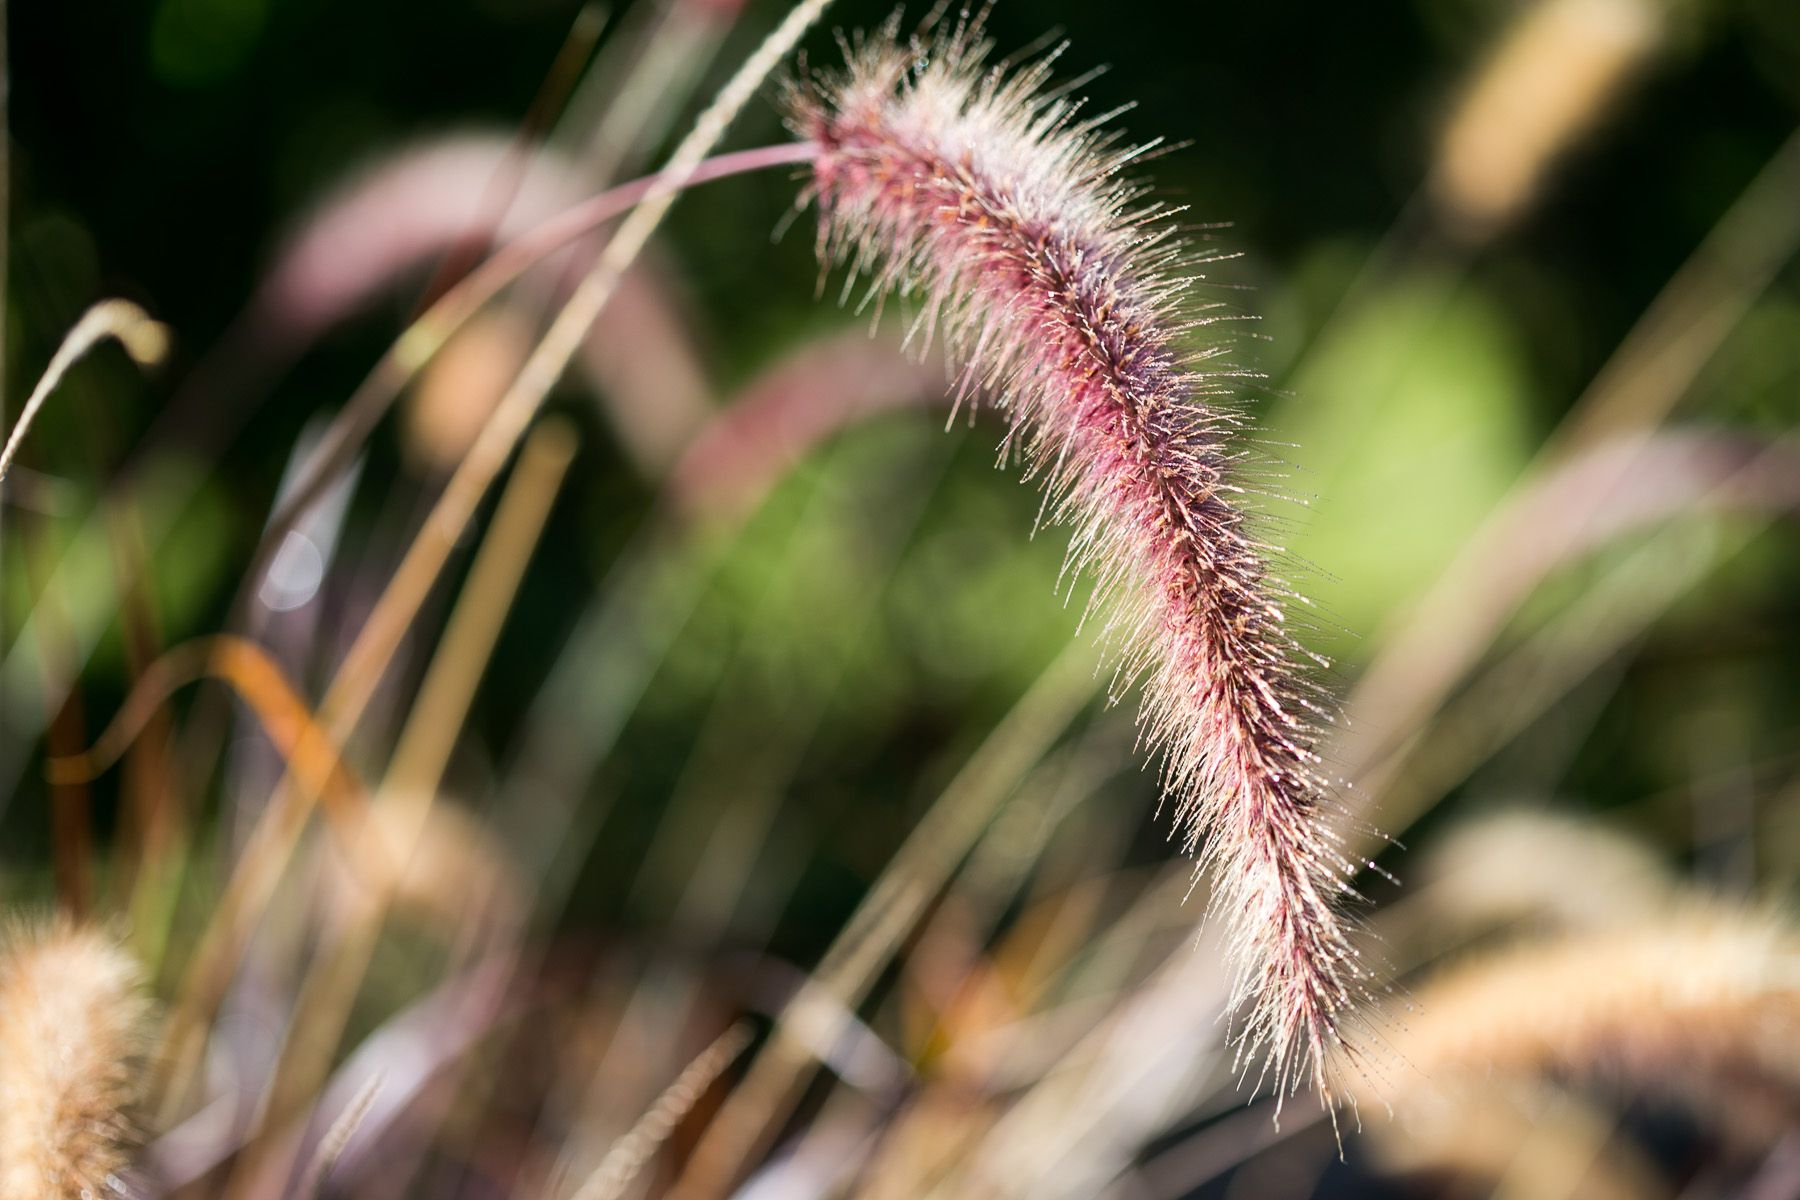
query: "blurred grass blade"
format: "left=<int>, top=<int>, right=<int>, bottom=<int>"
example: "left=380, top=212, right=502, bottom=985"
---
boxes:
left=0, top=299, right=168, bottom=486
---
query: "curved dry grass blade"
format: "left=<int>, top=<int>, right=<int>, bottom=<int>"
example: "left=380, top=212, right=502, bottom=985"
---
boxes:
left=567, top=1024, right=753, bottom=1200
left=0, top=299, right=169, bottom=486
left=44, top=634, right=383, bottom=874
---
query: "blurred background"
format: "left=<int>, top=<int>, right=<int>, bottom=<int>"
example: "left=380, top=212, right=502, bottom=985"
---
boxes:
left=2, top=0, right=1799, bottom=1196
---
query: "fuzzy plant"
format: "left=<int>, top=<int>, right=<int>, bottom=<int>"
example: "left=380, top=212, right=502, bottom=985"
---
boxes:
left=1370, top=905, right=1800, bottom=1146
left=0, top=922, right=150, bottom=1200
left=781, top=14, right=1373, bottom=1107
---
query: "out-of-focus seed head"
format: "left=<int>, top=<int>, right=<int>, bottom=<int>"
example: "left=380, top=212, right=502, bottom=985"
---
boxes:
left=0, top=921, right=151, bottom=1200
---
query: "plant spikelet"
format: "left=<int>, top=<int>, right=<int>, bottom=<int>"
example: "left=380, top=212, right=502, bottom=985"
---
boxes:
left=1374, top=906, right=1800, bottom=1143
left=787, top=14, right=1369, bottom=1106
left=0, top=921, right=150, bottom=1200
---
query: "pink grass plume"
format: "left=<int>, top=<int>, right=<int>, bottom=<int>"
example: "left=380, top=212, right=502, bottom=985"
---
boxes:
left=786, top=13, right=1376, bottom=1112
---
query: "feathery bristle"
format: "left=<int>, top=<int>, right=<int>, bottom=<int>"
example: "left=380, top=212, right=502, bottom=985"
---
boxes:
left=786, top=14, right=1370, bottom=1106
left=0, top=922, right=150, bottom=1200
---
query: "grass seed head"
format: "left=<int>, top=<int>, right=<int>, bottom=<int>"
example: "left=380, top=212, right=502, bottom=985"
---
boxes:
left=0, top=921, right=151, bottom=1200
left=787, top=11, right=1374, bottom=1108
